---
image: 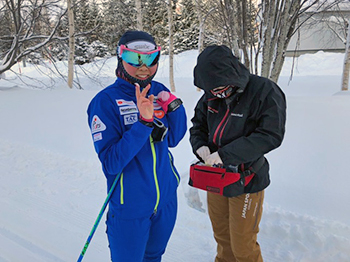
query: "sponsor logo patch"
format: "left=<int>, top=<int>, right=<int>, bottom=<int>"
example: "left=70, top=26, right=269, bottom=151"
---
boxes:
left=93, top=132, right=102, bottom=142
left=91, top=115, right=106, bottom=134
left=116, top=99, right=136, bottom=107
left=124, top=114, right=138, bottom=125
left=119, top=105, right=138, bottom=115
left=154, top=110, right=165, bottom=119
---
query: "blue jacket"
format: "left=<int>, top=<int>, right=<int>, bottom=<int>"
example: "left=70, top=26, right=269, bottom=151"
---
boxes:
left=87, top=78, right=187, bottom=219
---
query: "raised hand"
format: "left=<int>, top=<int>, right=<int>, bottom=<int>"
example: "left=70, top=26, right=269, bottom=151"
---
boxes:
left=135, top=83, right=154, bottom=120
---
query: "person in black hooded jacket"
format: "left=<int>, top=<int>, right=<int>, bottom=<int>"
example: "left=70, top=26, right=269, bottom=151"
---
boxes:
left=190, top=45, right=286, bottom=262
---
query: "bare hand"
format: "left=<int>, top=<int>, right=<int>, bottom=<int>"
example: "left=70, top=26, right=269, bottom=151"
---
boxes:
left=135, top=83, right=154, bottom=120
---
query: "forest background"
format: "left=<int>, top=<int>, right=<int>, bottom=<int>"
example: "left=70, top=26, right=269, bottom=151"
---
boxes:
left=1, top=0, right=350, bottom=91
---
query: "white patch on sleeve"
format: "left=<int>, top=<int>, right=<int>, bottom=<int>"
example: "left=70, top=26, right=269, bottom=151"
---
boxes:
left=124, top=114, right=138, bottom=125
left=91, top=115, right=106, bottom=134
left=119, top=105, right=138, bottom=115
left=93, top=132, right=102, bottom=142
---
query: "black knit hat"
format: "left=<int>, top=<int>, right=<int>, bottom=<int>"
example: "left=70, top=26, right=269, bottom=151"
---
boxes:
left=117, top=31, right=157, bottom=56
left=118, top=31, right=156, bottom=47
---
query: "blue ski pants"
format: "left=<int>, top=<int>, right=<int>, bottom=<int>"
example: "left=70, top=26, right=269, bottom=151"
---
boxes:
left=106, top=193, right=177, bottom=262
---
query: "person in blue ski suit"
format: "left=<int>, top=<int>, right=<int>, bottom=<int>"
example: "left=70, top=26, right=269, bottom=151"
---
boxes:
left=87, top=31, right=187, bottom=262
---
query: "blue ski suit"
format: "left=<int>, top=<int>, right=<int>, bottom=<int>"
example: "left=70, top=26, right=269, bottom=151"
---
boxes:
left=87, top=78, right=187, bottom=261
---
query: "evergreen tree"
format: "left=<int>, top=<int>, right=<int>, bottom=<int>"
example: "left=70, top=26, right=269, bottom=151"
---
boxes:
left=173, top=0, right=199, bottom=53
left=142, top=0, right=168, bottom=51
left=75, top=37, right=90, bottom=65
left=56, top=12, right=69, bottom=38
left=87, top=2, right=103, bottom=42
left=101, top=0, right=135, bottom=52
left=75, top=0, right=90, bottom=32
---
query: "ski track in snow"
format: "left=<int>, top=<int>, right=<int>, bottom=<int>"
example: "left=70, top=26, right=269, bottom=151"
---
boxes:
left=1, top=139, right=350, bottom=261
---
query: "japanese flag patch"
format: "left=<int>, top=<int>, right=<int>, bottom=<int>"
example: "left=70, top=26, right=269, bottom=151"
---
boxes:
left=91, top=115, right=106, bottom=134
left=116, top=99, right=136, bottom=107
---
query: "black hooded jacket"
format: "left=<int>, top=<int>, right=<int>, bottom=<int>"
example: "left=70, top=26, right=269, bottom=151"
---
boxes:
left=190, top=45, right=286, bottom=193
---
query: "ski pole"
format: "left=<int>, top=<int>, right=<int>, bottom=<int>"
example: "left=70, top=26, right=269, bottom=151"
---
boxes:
left=77, top=173, right=121, bottom=262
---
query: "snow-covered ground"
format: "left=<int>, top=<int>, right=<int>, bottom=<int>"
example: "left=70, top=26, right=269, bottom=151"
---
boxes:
left=0, top=50, right=349, bottom=262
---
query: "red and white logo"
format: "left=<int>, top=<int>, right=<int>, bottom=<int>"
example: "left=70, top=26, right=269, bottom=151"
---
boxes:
left=154, top=110, right=165, bottom=119
left=116, top=99, right=136, bottom=107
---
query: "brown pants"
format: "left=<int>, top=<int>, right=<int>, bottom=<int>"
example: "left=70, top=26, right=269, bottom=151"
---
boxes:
left=207, top=191, right=264, bottom=262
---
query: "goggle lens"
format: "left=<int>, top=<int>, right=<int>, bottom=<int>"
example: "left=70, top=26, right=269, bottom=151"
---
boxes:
left=120, top=45, right=161, bottom=68
left=211, top=85, right=234, bottom=98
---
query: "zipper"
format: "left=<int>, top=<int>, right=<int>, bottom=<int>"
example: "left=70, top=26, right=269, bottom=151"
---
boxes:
left=120, top=173, right=124, bottom=204
left=218, top=114, right=231, bottom=147
left=213, top=105, right=230, bottom=147
left=150, top=136, right=160, bottom=213
left=193, top=168, right=224, bottom=175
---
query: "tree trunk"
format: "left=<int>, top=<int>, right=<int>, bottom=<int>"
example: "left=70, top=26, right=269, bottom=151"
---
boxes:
left=67, top=0, right=75, bottom=89
left=220, top=0, right=240, bottom=59
left=168, top=0, right=176, bottom=92
left=270, top=1, right=298, bottom=82
left=260, top=0, right=275, bottom=78
left=135, top=0, right=143, bottom=31
left=341, top=19, right=350, bottom=91
left=195, top=0, right=203, bottom=53
left=196, top=2, right=215, bottom=54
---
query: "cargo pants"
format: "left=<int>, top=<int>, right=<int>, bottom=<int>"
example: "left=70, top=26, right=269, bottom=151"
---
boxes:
left=207, top=190, right=264, bottom=262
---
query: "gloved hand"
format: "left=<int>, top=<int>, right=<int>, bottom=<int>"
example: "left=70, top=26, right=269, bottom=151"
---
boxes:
left=204, top=152, right=223, bottom=166
left=196, top=146, right=210, bottom=162
left=157, top=91, right=183, bottom=114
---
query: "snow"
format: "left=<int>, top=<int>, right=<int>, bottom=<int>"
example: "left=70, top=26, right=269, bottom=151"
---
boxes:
left=1, top=50, right=350, bottom=262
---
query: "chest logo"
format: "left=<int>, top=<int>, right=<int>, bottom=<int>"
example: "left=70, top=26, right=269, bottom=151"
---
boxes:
left=116, top=99, right=136, bottom=107
left=124, top=114, right=138, bottom=125
left=231, top=113, right=243, bottom=118
left=119, top=105, right=139, bottom=115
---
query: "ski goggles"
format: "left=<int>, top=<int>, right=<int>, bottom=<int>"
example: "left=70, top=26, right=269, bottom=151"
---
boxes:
left=210, top=85, right=234, bottom=98
left=119, top=44, right=161, bottom=68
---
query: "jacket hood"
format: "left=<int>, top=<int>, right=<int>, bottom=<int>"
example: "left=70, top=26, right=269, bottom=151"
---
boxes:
left=193, top=45, right=250, bottom=93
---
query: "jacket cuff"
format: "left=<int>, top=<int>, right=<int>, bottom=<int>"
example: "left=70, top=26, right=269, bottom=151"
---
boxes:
left=139, top=115, right=154, bottom=127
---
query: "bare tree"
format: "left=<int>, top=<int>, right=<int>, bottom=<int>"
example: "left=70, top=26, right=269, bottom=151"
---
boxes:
left=294, top=2, right=350, bottom=91
left=342, top=19, right=350, bottom=91
left=168, top=0, right=176, bottom=92
left=135, top=0, right=143, bottom=30
left=195, top=0, right=215, bottom=54
left=200, top=0, right=347, bottom=82
left=257, top=0, right=348, bottom=82
left=0, top=0, right=67, bottom=75
left=67, top=0, right=74, bottom=88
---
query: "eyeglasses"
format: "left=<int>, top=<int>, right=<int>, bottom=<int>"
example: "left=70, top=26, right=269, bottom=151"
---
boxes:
left=119, top=44, right=161, bottom=68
